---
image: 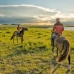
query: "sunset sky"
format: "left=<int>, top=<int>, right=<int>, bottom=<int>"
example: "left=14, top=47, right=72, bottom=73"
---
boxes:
left=0, top=0, right=74, bottom=24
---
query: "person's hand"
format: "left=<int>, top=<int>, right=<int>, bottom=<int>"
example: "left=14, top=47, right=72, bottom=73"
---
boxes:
left=56, top=56, right=60, bottom=63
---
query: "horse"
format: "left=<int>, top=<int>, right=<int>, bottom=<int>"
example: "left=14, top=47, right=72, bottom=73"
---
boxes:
left=10, top=27, right=28, bottom=43
left=51, top=32, right=71, bottom=71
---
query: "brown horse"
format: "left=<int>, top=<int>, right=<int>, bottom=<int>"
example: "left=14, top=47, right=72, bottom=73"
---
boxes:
left=51, top=32, right=71, bottom=70
left=10, top=27, right=28, bottom=43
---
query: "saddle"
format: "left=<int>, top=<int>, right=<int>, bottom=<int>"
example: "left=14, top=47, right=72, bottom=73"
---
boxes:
left=51, top=32, right=64, bottom=46
left=17, top=31, right=20, bottom=36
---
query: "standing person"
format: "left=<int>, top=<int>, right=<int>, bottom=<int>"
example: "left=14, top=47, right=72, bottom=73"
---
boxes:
left=17, top=24, right=22, bottom=35
left=51, top=18, right=64, bottom=47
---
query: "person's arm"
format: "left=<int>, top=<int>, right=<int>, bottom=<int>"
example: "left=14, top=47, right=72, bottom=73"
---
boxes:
left=20, top=27, right=22, bottom=29
left=52, top=25, right=56, bottom=32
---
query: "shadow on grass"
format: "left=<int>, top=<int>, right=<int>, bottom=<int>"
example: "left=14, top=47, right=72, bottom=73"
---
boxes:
left=6, top=44, right=48, bottom=58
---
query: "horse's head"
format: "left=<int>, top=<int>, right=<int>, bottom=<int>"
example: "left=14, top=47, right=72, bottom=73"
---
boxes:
left=22, top=27, right=28, bottom=31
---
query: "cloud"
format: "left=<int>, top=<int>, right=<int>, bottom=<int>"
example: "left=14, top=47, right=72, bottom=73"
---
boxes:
left=0, top=4, right=60, bottom=17
left=0, top=14, right=5, bottom=17
left=51, top=12, right=74, bottom=19
left=0, top=17, right=38, bottom=24
left=0, top=4, right=59, bottom=12
left=0, top=13, right=5, bottom=17
left=0, top=4, right=74, bottom=24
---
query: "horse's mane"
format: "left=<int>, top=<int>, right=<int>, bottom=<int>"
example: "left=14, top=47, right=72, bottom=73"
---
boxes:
left=20, top=28, right=24, bottom=33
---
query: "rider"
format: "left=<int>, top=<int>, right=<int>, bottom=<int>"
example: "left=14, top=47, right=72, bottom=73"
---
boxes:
left=17, top=24, right=22, bottom=35
left=51, top=18, right=64, bottom=47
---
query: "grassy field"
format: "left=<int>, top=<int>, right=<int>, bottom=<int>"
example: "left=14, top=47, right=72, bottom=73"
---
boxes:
left=0, top=26, right=74, bottom=74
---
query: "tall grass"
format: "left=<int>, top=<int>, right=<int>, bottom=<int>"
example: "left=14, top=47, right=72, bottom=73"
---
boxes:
left=0, top=27, right=74, bottom=74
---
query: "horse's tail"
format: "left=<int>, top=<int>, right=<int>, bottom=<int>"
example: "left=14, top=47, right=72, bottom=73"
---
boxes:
left=57, top=40, right=70, bottom=62
left=10, top=33, right=15, bottom=40
left=10, top=34, right=14, bottom=40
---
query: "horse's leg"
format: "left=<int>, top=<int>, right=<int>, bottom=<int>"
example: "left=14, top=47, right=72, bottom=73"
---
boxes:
left=56, top=48, right=58, bottom=57
left=13, top=37, right=14, bottom=43
left=51, top=38, right=54, bottom=52
left=68, top=54, right=71, bottom=70
left=17, top=36, right=18, bottom=43
left=21, top=37, right=23, bottom=43
left=21, top=37, right=22, bottom=43
left=13, top=35, right=15, bottom=43
left=53, top=48, right=58, bottom=58
left=21, top=36, right=23, bottom=43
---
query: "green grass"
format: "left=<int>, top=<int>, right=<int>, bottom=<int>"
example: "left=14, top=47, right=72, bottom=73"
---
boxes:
left=0, top=26, right=74, bottom=74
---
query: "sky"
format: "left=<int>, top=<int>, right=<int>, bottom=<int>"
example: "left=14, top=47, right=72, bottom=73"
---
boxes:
left=0, top=0, right=74, bottom=24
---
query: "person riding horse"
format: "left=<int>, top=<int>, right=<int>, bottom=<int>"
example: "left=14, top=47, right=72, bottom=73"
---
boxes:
left=17, top=24, right=22, bottom=36
left=10, top=27, right=28, bottom=43
left=51, top=18, right=64, bottom=50
left=51, top=18, right=71, bottom=71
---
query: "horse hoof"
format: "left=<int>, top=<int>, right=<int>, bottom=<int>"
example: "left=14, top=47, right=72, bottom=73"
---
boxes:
left=67, top=65, right=71, bottom=71
left=51, top=58, right=57, bottom=66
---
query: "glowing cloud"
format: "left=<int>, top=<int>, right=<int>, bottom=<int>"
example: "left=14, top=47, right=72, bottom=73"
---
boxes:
left=0, top=4, right=74, bottom=24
